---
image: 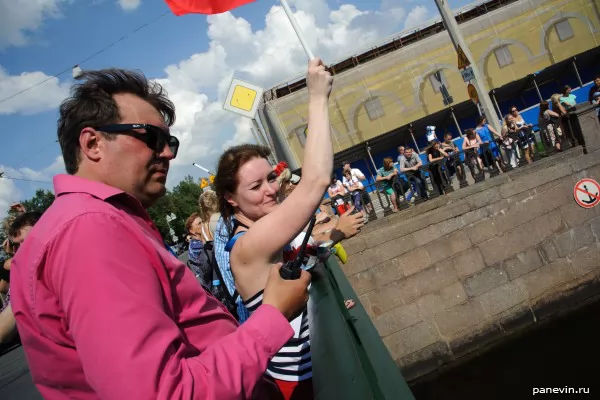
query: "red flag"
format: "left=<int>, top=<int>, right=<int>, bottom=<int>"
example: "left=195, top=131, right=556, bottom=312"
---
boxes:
left=165, top=0, right=255, bottom=15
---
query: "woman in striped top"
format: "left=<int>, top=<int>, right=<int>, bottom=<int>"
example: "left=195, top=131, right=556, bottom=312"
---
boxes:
left=214, top=58, right=334, bottom=400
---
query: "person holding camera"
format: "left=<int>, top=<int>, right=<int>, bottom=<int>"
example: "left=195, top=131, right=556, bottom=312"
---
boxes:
left=214, top=58, right=334, bottom=400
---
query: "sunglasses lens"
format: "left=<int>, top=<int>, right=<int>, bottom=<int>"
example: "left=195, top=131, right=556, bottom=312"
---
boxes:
left=169, top=137, right=179, bottom=158
left=147, top=126, right=176, bottom=158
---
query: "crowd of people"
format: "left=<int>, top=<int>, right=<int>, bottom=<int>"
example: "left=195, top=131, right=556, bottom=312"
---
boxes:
left=1, top=206, right=41, bottom=348
left=1, top=56, right=596, bottom=399
left=358, top=83, right=591, bottom=212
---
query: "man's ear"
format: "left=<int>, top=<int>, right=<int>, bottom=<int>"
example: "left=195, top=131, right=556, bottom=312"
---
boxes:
left=224, top=192, right=238, bottom=208
left=79, top=128, right=103, bottom=162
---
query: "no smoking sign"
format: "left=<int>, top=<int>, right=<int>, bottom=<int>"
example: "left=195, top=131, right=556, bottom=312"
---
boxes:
left=574, top=178, right=600, bottom=209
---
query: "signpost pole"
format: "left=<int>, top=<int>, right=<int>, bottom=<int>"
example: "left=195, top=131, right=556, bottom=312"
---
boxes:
left=434, top=0, right=501, bottom=133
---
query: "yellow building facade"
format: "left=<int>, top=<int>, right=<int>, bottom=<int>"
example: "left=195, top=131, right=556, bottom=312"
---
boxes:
left=258, top=0, right=600, bottom=169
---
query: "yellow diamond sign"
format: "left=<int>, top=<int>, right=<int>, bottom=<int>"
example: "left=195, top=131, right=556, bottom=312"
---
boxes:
left=223, top=79, right=264, bottom=119
left=231, top=85, right=257, bottom=112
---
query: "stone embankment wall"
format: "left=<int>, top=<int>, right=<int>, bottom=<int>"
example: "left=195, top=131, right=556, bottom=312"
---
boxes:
left=342, top=147, right=600, bottom=381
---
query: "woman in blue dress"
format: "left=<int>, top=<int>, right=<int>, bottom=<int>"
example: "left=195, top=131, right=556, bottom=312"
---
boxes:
left=475, top=115, right=502, bottom=171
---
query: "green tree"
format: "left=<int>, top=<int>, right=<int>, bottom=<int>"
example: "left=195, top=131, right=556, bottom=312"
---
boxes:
left=146, top=175, right=202, bottom=244
left=147, top=194, right=175, bottom=241
left=22, top=189, right=55, bottom=214
left=169, top=175, right=202, bottom=242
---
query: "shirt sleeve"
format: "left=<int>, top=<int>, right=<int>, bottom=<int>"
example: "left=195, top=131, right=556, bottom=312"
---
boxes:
left=47, top=212, right=293, bottom=400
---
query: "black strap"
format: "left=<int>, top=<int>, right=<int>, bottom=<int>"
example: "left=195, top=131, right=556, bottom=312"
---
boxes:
left=230, top=219, right=249, bottom=239
left=205, top=241, right=238, bottom=302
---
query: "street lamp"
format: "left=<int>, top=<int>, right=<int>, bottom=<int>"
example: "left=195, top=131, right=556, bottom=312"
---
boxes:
left=72, top=65, right=83, bottom=79
left=192, top=163, right=214, bottom=175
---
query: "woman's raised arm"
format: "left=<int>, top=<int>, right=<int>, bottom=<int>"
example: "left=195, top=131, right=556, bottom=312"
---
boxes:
left=235, top=58, right=334, bottom=263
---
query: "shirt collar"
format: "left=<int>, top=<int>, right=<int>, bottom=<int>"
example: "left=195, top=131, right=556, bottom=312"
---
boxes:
left=54, top=174, right=127, bottom=201
left=53, top=174, right=148, bottom=216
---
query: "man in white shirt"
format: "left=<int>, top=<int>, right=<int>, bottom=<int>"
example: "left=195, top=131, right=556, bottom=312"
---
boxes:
left=342, top=161, right=373, bottom=215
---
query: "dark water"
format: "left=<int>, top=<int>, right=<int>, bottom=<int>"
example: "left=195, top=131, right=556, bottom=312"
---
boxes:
left=411, top=299, right=600, bottom=399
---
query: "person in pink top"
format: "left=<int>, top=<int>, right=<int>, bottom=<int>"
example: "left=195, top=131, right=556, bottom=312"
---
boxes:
left=9, top=68, right=311, bottom=400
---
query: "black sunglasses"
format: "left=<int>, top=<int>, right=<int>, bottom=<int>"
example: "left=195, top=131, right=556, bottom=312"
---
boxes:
left=96, top=124, right=179, bottom=158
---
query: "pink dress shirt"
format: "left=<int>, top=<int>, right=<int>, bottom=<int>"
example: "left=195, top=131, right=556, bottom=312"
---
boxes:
left=10, top=174, right=294, bottom=399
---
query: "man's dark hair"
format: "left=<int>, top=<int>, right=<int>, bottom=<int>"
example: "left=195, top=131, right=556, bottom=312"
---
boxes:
left=8, top=212, right=42, bottom=238
left=57, top=69, right=176, bottom=174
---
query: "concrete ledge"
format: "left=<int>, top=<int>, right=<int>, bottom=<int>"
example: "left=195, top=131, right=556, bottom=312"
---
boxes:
left=344, top=147, right=600, bottom=382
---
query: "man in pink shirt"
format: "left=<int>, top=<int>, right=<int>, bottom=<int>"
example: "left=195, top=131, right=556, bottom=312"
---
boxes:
left=10, top=69, right=311, bottom=399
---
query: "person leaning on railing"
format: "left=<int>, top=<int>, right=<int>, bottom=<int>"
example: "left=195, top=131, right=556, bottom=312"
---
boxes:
left=213, top=58, right=334, bottom=400
left=376, top=157, right=400, bottom=213
left=426, top=141, right=449, bottom=196
left=538, top=100, right=563, bottom=153
left=400, top=147, right=429, bottom=202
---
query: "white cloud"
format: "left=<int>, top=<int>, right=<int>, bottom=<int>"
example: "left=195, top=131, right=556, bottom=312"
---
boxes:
left=0, top=66, right=70, bottom=115
left=404, top=5, right=431, bottom=29
left=0, top=0, right=68, bottom=49
left=117, top=0, right=141, bottom=11
left=0, top=177, right=21, bottom=221
left=157, top=0, right=413, bottom=184
left=0, top=155, right=61, bottom=217
left=0, top=155, right=63, bottom=184
left=1, top=0, right=433, bottom=190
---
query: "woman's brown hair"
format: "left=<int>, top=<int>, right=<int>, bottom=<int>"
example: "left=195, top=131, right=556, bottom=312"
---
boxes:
left=185, top=212, right=199, bottom=234
left=214, top=144, right=272, bottom=227
left=539, top=100, right=550, bottom=115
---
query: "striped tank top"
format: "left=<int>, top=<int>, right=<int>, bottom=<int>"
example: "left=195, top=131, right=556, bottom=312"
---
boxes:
left=243, top=291, right=312, bottom=381
left=226, top=224, right=312, bottom=382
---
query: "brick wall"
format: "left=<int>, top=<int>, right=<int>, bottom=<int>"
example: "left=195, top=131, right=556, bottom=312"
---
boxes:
left=341, top=147, right=600, bottom=381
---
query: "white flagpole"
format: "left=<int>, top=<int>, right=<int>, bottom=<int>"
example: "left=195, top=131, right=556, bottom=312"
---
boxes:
left=280, top=0, right=315, bottom=60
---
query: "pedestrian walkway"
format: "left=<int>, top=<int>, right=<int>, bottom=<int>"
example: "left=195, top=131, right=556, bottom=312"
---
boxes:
left=0, top=345, right=41, bottom=399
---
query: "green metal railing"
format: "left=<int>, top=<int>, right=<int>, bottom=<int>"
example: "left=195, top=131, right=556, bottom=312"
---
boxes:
left=308, top=258, right=415, bottom=400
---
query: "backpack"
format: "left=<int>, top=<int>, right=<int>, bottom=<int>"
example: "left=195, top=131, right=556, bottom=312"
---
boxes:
left=189, top=241, right=239, bottom=321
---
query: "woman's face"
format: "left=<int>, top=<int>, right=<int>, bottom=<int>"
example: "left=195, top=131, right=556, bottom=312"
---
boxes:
left=228, top=157, right=279, bottom=221
left=283, top=181, right=297, bottom=198
left=189, top=217, right=203, bottom=237
left=433, top=142, right=439, bottom=150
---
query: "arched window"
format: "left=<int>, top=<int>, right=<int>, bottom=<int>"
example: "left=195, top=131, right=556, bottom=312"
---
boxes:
left=555, top=19, right=574, bottom=42
left=493, top=45, right=513, bottom=68
left=428, top=71, right=449, bottom=93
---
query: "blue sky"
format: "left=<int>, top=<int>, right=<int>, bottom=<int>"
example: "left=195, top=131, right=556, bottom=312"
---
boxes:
left=0, top=0, right=474, bottom=215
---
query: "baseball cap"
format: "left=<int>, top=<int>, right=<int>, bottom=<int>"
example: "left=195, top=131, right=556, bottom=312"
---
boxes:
left=290, top=174, right=301, bottom=184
